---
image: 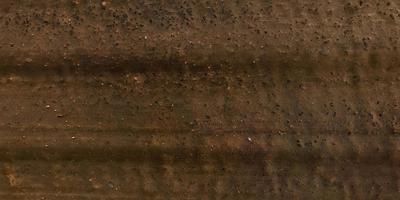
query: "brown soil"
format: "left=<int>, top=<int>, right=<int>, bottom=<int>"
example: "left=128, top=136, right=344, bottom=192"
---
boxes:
left=0, top=0, right=399, bottom=199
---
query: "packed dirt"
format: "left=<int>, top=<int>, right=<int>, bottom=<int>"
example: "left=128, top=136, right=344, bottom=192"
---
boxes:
left=0, top=0, right=400, bottom=199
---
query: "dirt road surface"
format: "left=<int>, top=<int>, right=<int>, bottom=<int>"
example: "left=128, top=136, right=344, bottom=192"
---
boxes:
left=0, top=0, right=399, bottom=199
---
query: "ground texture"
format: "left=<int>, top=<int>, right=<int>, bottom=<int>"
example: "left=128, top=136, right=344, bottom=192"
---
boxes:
left=0, top=0, right=400, bottom=199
